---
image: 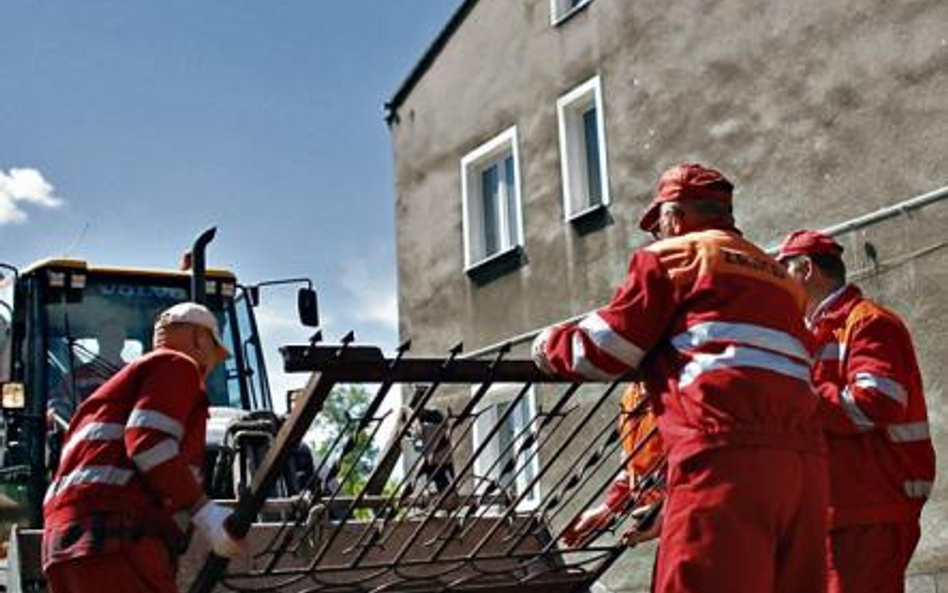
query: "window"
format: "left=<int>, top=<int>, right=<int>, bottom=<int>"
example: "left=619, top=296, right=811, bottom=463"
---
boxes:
left=557, top=75, right=610, bottom=220
left=472, top=386, right=540, bottom=510
left=460, top=127, right=524, bottom=270
left=550, top=0, right=594, bottom=25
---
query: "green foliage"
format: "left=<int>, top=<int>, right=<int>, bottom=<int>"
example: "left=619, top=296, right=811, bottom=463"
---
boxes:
left=312, top=384, right=379, bottom=496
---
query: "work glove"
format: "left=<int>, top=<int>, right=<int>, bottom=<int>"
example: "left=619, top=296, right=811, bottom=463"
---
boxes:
left=531, top=327, right=554, bottom=375
left=192, top=500, right=243, bottom=558
left=621, top=501, right=663, bottom=546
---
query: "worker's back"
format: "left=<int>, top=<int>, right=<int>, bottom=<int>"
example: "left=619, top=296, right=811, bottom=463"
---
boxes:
left=640, top=228, right=823, bottom=463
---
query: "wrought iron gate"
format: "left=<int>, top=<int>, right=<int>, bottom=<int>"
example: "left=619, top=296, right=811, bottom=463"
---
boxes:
left=187, top=341, right=662, bottom=593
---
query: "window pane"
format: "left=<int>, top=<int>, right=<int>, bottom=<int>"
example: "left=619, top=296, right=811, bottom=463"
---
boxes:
left=503, top=155, right=518, bottom=247
left=582, top=106, right=602, bottom=207
left=481, top=164, right=500, bottom=256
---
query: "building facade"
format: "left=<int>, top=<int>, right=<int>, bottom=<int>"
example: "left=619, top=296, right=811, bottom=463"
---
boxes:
left=387, top=0, right=948, bottom=590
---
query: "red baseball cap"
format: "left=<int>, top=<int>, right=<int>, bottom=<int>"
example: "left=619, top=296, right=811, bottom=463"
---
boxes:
left=638, top=163, right=734, bottom=232
left=776, top=230, right=844, bottom=262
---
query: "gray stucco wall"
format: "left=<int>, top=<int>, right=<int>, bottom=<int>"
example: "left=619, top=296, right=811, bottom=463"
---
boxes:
left=389, top=0, right=948, bottom=590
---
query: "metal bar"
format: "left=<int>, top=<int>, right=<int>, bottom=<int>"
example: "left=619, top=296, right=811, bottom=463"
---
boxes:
left=187, top=364, right=340, bottom=593
left=282, top=345, right=578, bottom=383
left=301, top=344, right=468, bottom=572
left=345, top=344, right=516, bottom=555
left=386, top=380, right=534, bottom=566
left=438, top=382, right=582, bottom=550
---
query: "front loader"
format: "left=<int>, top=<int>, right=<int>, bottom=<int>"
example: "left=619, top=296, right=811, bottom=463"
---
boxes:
left=0, top=228, right=321, bottom=590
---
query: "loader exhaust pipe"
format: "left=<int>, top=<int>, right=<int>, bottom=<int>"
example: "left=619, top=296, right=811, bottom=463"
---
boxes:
left=189, top=227, right=217, bottom=304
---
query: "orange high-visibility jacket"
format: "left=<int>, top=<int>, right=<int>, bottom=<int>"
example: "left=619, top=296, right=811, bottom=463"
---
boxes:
left=43, top=349, right=208, bottom=566
left=810, top=284, right=935, bottom=527
left=543, top=227, right=824, bottom=466
left=603, top=383, right=664, bottom=512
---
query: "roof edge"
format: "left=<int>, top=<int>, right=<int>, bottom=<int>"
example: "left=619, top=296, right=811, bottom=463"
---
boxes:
left=384, top=0, right=480, bottom=127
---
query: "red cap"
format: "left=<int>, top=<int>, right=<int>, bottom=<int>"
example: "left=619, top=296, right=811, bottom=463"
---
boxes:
left=638, top=163, right=734, bottom=232
left=776, top=230, right=844, bottom=262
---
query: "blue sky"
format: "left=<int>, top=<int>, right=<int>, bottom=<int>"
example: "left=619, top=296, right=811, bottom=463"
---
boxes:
left=0, top=0, right=462, bottom=399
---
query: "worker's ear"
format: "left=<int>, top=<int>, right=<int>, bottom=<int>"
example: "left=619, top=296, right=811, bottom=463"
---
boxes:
left=801, top=256, right=816, bottom=282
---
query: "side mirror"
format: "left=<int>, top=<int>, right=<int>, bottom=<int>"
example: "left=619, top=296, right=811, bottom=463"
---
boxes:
left=298, top=288, right=319, bottom=328
left=1, top=382, right=25, bottom=410
left=247, top=285, right=261, bottom=307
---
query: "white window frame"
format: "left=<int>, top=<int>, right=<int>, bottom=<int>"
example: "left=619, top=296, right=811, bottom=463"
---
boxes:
left=557, top=75, right=610, bottom=221
left=460, top=126, right=525, bottom=271
left=471, top=385, right=541, bottom=511
left=550, top=0, right=594, bottom=26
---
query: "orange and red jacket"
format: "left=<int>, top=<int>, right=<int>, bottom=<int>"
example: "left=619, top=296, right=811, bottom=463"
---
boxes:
left=43, top=349, right=209, bottom=566
left=542, top=227, right=824, bottom=466
left=603, top=383, right=664, bottom=512
left=810, top=284, right=935, bottom=527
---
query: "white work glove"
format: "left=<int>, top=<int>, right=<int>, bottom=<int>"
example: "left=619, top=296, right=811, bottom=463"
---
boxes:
left=192, top=501, right=243, bottom=558
left=531, top=327, right=554, bottom=375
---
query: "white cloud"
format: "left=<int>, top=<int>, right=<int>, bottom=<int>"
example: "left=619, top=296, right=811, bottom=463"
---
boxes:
left=0, top=168, right=63, bottom=225
left=338, top=259, right=398, bottom=332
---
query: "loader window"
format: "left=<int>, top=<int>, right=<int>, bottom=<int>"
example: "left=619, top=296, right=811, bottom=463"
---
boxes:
left=41, top=276, right=241, bottom=415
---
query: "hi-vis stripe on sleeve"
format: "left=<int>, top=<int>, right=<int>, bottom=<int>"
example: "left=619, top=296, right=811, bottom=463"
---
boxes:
left=577, top=313, right=647, bottom=368
left=126, top=409, right=185, bottom=440
left=888, top=422, right=930, bottom=443
left=840, top=386, right=875, bottom=431
left=904, top=480, right=933, bottom=499
left=571, top=334, right=623, bottom=381
left=671, top=322, right=811, bottom=362
left=132, top=439, right=181, bottom=472
left=852, top=373, right=908, bottom=406
left=44, top=465, right=134, bottom=504
left=817, top=342, right=844, bottom=361
left=61, top=422, right=124, bottom=460
left=678, top=345, right=812, bottom=389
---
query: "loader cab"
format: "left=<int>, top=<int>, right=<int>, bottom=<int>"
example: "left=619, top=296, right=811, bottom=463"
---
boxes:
left=0, top=259, right=279, bottom=528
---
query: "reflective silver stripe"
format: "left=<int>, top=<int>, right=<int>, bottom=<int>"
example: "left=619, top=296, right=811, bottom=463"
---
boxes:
left=840, top=386, right=875, bottom=431
left=577, top=312, right=646, bottom=368
left=904, top=480, right=933, bottom=499
left=671, top=321, right=810, bottom=362
left=127, top=409, right=184, bottom=441
left=817, top=342, right=843, bottom=361
left=571, top=333, right=622, bottom=381
left=44, top=465, right=134, bottom=504
left=190, top=464, right=204, bottom=484
left=853, top=373, right=908, bottom=406
left=61, top=422, right=124, bottom=460
left=888, top=422, right=930, bottom=443
left=678, top=345, right=812, bottom=388
left=132, top=439, right=180, bottom=472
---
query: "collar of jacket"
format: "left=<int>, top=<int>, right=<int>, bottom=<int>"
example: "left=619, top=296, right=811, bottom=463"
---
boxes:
left=810, top=283, right=862, bottom=330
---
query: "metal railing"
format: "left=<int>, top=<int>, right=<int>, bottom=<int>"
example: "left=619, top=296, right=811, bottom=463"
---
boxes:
left=187, top=342, right=661, bottom=593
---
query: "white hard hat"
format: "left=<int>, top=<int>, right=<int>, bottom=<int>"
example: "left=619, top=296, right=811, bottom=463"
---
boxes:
left=156, top=302, right=230, bottom=356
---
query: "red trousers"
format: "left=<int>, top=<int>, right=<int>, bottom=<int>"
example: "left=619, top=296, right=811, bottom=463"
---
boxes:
left=46, top=537, right=178, bottom=593
left=827, top=521, right=920, bottom=593
left=654, top=447, right=828, bottom=593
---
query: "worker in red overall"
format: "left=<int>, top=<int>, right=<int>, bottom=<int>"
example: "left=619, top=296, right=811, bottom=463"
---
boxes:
left=533, top=163, right=828, bottom=593
left=777, top=230, right=935, bottom=593
left=43, top=302, right=243, bottom=593
left=561, top=382, right=664, bottom=548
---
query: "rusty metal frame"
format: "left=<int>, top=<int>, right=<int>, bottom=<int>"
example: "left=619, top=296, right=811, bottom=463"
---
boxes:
left=187, top=343, right=662, bottom=593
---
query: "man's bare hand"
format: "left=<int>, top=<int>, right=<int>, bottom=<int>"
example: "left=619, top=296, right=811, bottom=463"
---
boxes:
left=562, top=503, right=613, bottom=548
